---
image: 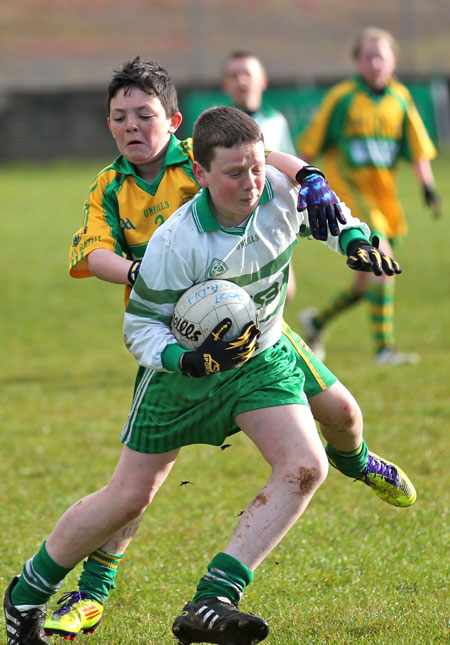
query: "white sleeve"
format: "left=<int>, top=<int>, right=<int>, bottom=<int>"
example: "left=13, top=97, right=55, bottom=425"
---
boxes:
left=123, top=223, right=195, bottom=371
left=326, top=203, right=371, bottom=254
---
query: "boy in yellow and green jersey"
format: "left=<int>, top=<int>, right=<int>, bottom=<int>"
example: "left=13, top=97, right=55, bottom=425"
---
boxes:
left=69, top=110, right=199, bottom=306
left=298, top=26, right=441, bottom=365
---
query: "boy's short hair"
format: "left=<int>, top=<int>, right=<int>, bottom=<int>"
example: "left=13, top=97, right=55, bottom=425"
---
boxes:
left=352, top=27, right=399, bottom=60
left=193, top=106, right=264, bottom=170
left=106, top=56, right=179, bottom=116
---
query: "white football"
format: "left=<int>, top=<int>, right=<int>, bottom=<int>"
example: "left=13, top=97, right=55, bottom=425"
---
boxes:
left=171, top=279, right=258, bottom=350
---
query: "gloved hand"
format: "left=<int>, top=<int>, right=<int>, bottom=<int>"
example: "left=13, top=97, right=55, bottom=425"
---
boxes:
left=127, top=260, right=142, bottom=285
left=296, top=166, right=347, bottom=241
left=423, top=184, right=441, bottom=218
left=346, top=236, right=402, bottom=277
left=181, top=319, right=260, bottom=377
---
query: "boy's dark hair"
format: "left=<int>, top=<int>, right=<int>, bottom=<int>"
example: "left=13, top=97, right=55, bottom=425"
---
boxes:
left=193, top=106, right=264, bottom=170
left=222, top=51, right=265, bottom=76
left=106, top=56, right=179, bottom=116
left=225, top=50, right=257, bottom=62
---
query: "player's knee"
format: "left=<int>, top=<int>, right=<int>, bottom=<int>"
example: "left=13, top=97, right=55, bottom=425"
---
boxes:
left=283, top=450, right=328, bottom=497
left=335, top=395, right=362, bottom=432
left=110, top=484, right=155, bottom=520
left=320, top=389, right=362, bottom=436
left=310, top=449, right=329, bottom=487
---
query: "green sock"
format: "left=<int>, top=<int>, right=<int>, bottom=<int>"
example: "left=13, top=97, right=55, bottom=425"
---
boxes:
left=314, top=285, right=363, bottom=329
left=365, top=281, right=395, bottom=353
left=326, top=440, right=369, bottom=479
left=193, top=552, right=253, bottom=605
left=78, top=549, right=123, bottom=603
left=11, top=541, right=72, bottom=607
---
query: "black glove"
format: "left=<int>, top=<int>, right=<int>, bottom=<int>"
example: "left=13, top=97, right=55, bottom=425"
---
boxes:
left=296, top=166, right=347, bottom=241
left=346, top=236, right=402, bottom=277
left=423, top=184, right=441, bottom=217
left=181, top=319, right=260, bottom=378
left=127, top=260, right=141, bottom=285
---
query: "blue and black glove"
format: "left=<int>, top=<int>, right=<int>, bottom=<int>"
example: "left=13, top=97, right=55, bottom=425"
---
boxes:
left=181, top=319, right=260, bottom=378
left=346, top=236, right=402, bottom=277
left=296, top=166, right=347, bottom=241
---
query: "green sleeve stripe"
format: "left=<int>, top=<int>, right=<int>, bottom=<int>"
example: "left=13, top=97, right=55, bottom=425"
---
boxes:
left=162, top=343, right=186, bottom=372
left=339, top=227, right=370, bottom=254
left=83, top=164, right=115, bottom=228
left=133, top=280, right=186, bottom=305
left=126, top=299, right=172, bottom=323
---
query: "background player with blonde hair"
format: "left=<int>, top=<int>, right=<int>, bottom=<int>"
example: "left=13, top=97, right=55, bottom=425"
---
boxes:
left=298, top=27, right=441, bottom=365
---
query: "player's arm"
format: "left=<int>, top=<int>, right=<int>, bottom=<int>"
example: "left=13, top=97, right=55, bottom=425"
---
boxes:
left=315, top=204, right=401, bottom=277
left=124, top=228, right=197, bottom=371
left=88, top=248, right=141, bottom=286
left=266, top=151, right=346, bottom=240
left=70, top=173, right=132, bottom=279
left=413, top=158, right=441, bottom=217
left=401, top=88, right=441, bottom=217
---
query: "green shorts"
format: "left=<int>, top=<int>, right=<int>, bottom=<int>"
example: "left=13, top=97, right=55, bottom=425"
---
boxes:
left=281, top=320, right=337, bottom=397
left=121, top=339, right=308, bottom=454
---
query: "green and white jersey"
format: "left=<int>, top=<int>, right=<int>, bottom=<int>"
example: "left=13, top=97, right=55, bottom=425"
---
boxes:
left=124, top=166, right=369, bottom=371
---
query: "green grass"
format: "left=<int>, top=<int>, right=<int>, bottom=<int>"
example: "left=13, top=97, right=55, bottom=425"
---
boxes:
left=1, top=155, right=449, bottom=644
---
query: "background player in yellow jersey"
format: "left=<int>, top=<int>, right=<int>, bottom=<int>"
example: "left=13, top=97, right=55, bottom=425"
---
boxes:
left=3, top=56, right=415, bottom=644
left=298, top=27, right=441, bottom=365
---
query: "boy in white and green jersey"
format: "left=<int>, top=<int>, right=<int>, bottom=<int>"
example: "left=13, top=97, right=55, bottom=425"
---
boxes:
left=121, top=106, right=414, bottom=642
left=222, top=51, right=296, bottom=155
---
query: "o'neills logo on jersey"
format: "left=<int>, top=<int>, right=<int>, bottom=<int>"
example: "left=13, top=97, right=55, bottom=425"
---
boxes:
left=236, top=234, right=259, bottom=251
left=171, top=314, right=202, bottom=344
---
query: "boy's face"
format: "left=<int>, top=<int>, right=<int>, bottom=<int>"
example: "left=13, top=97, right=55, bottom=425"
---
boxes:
left=356, top=37, right=396, bottom=90
left=193, top=141, right=266, bottom=226
left=222, top=57, right=268, bottom=112
left=108, top=87, right=182, bottom=167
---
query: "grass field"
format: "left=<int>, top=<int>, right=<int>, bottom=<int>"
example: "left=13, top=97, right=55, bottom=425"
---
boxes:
left=1, top=154, right=449, bottom=644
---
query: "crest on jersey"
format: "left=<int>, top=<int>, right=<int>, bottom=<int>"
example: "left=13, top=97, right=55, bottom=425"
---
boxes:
left=205, top=258, right=228, bottom=280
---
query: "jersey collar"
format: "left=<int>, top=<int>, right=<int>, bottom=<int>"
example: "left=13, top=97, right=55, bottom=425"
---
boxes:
left=355, top=74, right=394, bottom=98
left=111, top=134, right=191, bottom=177
left=191, top=177, right=274, bottom=233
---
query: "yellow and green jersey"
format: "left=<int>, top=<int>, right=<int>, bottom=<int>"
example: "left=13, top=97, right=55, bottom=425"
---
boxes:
left=69, top=135, right=199, bottom=303
left=297, top=76, right=436, bottom=239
